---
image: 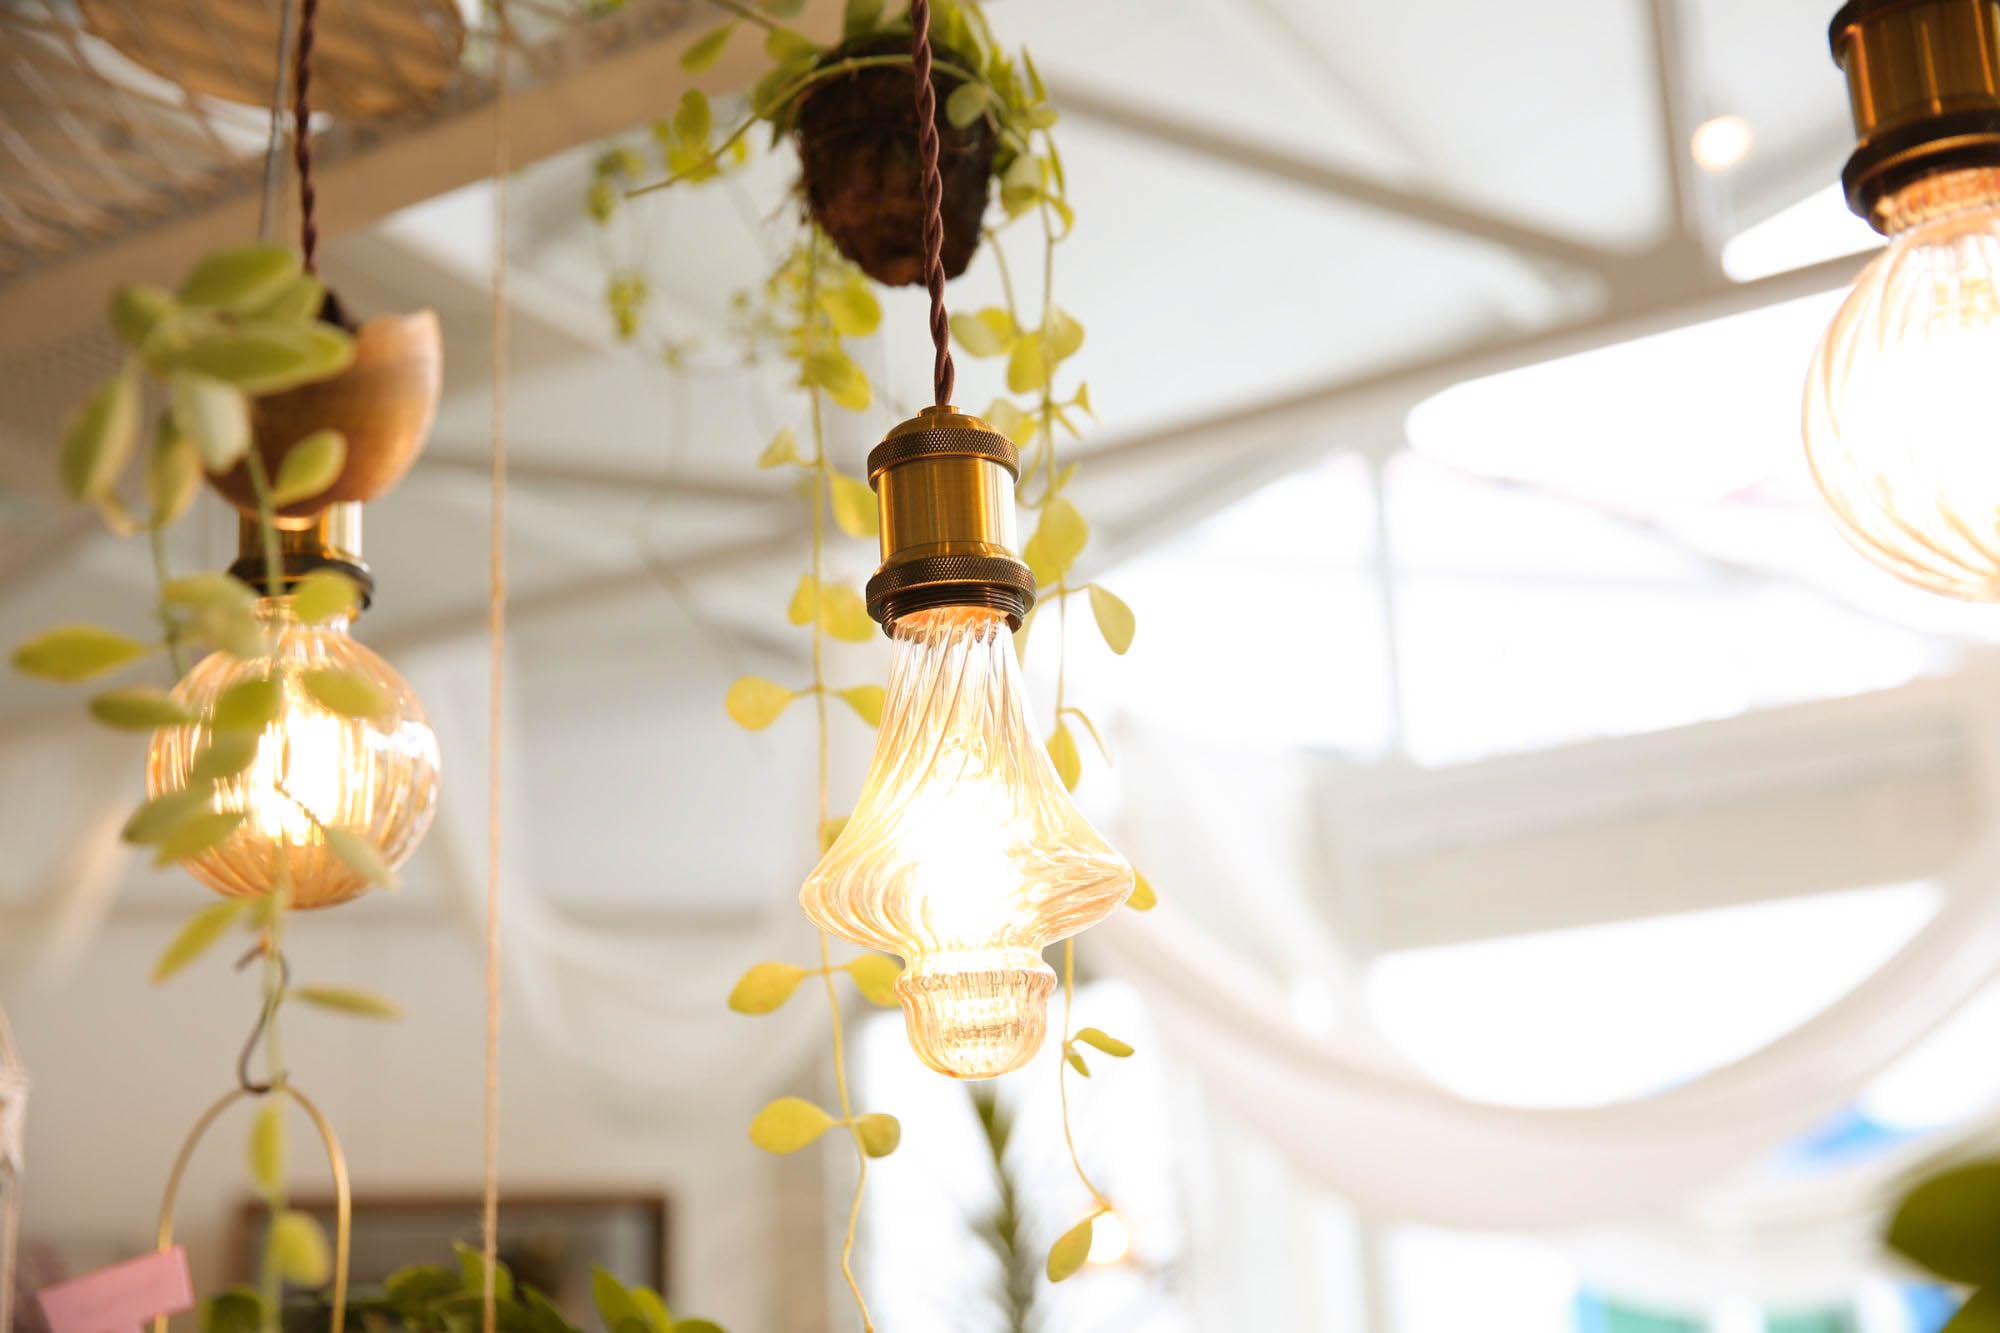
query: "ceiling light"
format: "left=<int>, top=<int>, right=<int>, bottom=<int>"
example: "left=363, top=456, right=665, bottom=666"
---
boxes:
left=1690, top=115, right=1754, bottom=173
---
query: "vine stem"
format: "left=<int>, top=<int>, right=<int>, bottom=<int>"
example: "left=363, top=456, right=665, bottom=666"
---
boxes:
left=623, top=56, right=983, bottom=199
left=1057, top=939, right=1107, bottom=1212
left=805, top=231, right=874, bottom=1333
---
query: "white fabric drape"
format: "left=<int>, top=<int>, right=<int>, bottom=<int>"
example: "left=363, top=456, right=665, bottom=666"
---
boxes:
left=1093, top=723, right=2000, bottom=1229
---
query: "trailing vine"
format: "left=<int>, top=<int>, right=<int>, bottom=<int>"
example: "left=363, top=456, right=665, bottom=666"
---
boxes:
left=9, top=244, right=409, bottom=1332
left=585, top=0, right=1158, bottom=1310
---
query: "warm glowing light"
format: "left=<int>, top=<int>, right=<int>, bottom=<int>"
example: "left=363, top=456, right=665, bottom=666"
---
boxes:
left=1690, top=115, right=1754, bottom=173
left=1804, top=168, right=2000, bottom=599
left=801, top=606, right=1132, bottom=1079
left=146, top=600, right=440, bottom=909
left=1087, top=1210, right=1132, bottom=1266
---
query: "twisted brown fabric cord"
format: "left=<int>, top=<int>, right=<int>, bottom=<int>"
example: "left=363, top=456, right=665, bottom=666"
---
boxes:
left=909, top=0, right=954, bottom=407
left=293, top=0, right=320, bottom=273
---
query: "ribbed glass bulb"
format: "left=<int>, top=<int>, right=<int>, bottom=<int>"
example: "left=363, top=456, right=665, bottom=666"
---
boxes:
left=1805, top=168, right=2000, bottom=599
left=145, top=599, right=440, bottom=910
left=801, top=606, right=1132, bottom=1079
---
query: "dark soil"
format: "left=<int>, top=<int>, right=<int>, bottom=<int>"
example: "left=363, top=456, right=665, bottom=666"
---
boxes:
left=794, top=38, right=998, bottom=286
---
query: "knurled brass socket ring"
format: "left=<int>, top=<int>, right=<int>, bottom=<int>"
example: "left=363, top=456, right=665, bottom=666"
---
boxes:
left=866, top=407, right=1035, bottom=633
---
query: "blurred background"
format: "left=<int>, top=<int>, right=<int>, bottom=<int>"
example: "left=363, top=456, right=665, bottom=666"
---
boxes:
left=5, top=0, right=1999, bottom=1329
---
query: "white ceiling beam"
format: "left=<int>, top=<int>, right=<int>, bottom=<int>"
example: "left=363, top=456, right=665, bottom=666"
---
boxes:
left=1335, top=674, right=1989, bottom=950
left=1045, top=78, right=1630, bottom=276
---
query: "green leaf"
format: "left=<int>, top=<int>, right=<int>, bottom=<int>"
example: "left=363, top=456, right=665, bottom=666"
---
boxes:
left=326, top=828, right=398, bottom=888
left=13, top=624, right=152, bottom=682
left=151, top=899, right=246, bottom=983
left=147, top=421, right=202, bottom=528
left=211, top=675, right=282, bottom=731
left=1006, top=335, right=1049, bottom=394
left=293, top=984, right=403, bottom=1019
left=291, top=569, right=361, bottom=625
left=724, top=676, right=795, bottom=730
left=761, top=0, right=807, bottom=17
left=820, top=584, right=876, bottom=643
left=672, top=90, right=712, bottom=148
left=123, top=790, right=211, bottom=845
left=192, top=731, right=260, bottom=781
left=1945, top=1290, right=2000, bottom=1332
left=170, top=371, right=252, bottom=473
left=195, top=603, right=269, bottom=660
left=178, top=323, right=354, bottom=396
left=153, top=810, right=245, bottom=866
left=164, top=571, right=258, bottom=613
left=176, top=244, right=299, bottom=313
left=728, top=961, right=809, bottom=1015
left=945, top=80, right=992, bottom=129
left=673, top=1323, right=728, bottom=1333
left=302, top=667, right=389, bottom=720
left=764, top=25, right=816, bottom=63
left=951, top=308, right=1015, bottom=358
left=801, top=350, right=871, bottom=412
left=1065, top=1046, right=1090, bottom=1077
left=59, top=364, right=141, bottom=502
left=1047, top=1217, right=1093, bottom=1283
left=454, top=1243, right=515, bottom=1301
left=817, top=280, right=882, bottom=337
left=628, top=1287, right=672, bottom=1333
left=249, top=273, right=326, bottom=326
left=88, top=686, right=195, bottom=730
left=1048, top=722, right=1081, bottom=792
left=818, top=815, right=848, bottom=853
left=845, top=953, right=900, bottom=1006
left=1888, top=1160, right=2000, bottom=1284
left=385, top=1265, right=463, bottom=1313
left=1025, top=497, right=1088, bottom=586
left=1075, top=1027, right=1134, bottom=1058
left=680, top=22, right=734, bottom=71
left=830, top=473, right=878, bottom=539
left=1127, top=870, right=1157, bottom=912
left=855, top=1112, right=900, bottom=1158
left=748, top=1097, right=835, bottom=1154
left=1086, top=585, right=1134, bottom=654
left=842, top=0, right=884, bottom=38
left=757, top=427, right=800, bottom=469
left=248, top=1101, right=285, bottom=1199
left=111, top=285, right=177, bottom=349
left=1042, top=305, right=1085, bottom=365
left=836, top=685, right=883, bottom=726
left=270, top=1210, right=332, bottom=1286
left=201, top=1287, right=265, bottom=1333
left=591, top=1268, right=641, bottom=1333
left=270, top=429, right=347, bottom=507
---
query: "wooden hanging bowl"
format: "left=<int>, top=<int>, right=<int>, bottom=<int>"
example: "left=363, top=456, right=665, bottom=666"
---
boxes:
left=208, top=310, right=441, bottom=526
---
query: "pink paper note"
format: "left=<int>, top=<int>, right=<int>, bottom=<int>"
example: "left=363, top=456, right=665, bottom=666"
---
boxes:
left=37, top=1247, right=194, bottom=1333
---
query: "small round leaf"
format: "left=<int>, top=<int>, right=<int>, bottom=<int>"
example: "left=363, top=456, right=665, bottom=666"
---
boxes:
left=269, top=1210, right=332, bottom=1286
left=845, top=954, right=901, bottom=1006
left=725, top=676, right=796, bottom=731
left=855, top=1112, right=900, bottom=1158
left=1075, top=1027, right=1134, bottom=1058
left=1047, top=1217, right=1093, bottom=1283
left=270, top=429, right=348, bottom=507
left=748, top=1097, right=835, bottom=1155
left=1087, top=584, right=1135, bottom=655
left=89, top=686, right=196, bottom=730
left=14, top=624, right=152, bottom=682
left=728, top=962, right=808, bottom=1015
left=151, top=899, right=246, bottom=983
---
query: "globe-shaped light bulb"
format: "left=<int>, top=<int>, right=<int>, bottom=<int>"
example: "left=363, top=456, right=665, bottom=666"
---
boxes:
left=801, top=606, right=1133, bottom=1079
left=1805, top=167, right=2000, bottom=599
left=146, top=599, right=440, bottom=909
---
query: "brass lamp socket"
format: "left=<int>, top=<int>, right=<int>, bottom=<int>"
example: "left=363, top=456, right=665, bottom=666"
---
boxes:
left=864, top=407, right=1037, bottom=632
left=228, top=502, right=374, bottom=611
left=1830, top=0, right=2000, bottom=227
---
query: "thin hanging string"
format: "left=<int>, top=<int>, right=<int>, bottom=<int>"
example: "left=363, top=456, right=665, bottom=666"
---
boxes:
left=257, top=0, right=298, bottom=242
left=0, top=1003, right=22, bottom=1333
left=293, top=0, right=321, bottom=273
left=481, top=13, right=512, bottom=1333
left=909, top=0, right=955, bottom=407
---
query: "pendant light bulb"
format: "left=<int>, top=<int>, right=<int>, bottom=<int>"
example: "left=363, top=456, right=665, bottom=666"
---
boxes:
left=800, top=408, right=1132, bottom=1080
left=1805, top=169, right=2000, bottom=598
left=1805, top=0, right=2000, bottom=598
left=802, top=606, right=1131, bottom=1080
left=146, top=597, right=440, bottom=910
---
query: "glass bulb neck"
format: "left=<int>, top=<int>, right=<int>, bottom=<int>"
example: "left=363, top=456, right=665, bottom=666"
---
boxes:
left=1877, top=167, right=2000, bottom=234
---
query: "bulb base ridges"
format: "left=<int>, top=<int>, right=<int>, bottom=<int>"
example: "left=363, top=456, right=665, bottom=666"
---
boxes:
left=897, top=956, right=1057, bottom=1080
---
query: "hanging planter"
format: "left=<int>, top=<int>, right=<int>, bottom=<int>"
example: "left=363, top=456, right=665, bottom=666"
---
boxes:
left=206, top=309, right=442, bottom=525
left=793, top=36, right=997, bottom=286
